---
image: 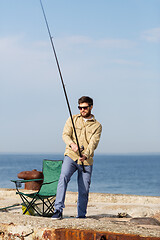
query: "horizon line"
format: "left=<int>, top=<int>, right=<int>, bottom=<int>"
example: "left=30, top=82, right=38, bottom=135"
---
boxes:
left=0, top=152, right=160, bottom=156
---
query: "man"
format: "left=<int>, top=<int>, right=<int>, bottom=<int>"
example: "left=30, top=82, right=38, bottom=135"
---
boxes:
left=52, top=96, right=102, bottom=219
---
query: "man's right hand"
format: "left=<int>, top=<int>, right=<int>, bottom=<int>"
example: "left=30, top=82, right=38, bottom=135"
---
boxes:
left=70, top=142, right=78, bottom=152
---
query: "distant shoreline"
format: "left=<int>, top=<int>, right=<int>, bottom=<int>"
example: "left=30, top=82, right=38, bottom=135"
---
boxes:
left=0, top=152, right=160, bottom=156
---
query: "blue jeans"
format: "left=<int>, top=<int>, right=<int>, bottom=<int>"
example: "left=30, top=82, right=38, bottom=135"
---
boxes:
left=54, top=155, right=93, bottom=217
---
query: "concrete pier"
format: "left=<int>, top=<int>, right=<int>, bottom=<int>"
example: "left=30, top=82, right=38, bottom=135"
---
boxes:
left=0, top=189, right=160, bottom=239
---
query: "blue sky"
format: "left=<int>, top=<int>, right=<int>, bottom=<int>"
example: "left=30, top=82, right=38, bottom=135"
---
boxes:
left=0, top=0, right=160, bottom=154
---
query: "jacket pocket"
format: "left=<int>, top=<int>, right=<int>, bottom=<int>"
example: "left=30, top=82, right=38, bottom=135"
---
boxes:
left=86, top=129, right=93, bottom=142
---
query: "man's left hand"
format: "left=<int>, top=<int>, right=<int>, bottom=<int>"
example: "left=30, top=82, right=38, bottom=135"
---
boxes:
left=79, top=154, right=87, bottom=162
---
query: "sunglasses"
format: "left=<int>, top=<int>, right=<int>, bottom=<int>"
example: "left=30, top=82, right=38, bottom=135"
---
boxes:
left=78, top=105, right=90, bottom=110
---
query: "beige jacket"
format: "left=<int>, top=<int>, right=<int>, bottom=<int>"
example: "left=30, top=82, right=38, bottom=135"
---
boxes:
left=62, top=114, right=102, bottom=165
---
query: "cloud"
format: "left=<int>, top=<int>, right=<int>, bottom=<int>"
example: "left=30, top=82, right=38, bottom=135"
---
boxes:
left=64, top=35, right=92, bottom=44
left=111, top=59, right=143, bottom=66
left=0, top=36, right=56, bottom=83
left=141, top=27, right=160, bottom=43
left=56, top=35, right=136, bottom=49
left=96, top=38, right=137, bottom=49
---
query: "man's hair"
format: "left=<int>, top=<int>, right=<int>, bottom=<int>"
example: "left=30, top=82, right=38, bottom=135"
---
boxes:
left=78, top=96, right=93, bottom=106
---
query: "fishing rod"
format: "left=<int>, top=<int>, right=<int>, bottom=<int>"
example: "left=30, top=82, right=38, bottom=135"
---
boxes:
left=39, top=0, right=85, bottom=172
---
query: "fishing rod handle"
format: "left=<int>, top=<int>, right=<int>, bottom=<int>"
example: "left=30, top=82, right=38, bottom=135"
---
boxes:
left=82, top=162, right=86, bottom=172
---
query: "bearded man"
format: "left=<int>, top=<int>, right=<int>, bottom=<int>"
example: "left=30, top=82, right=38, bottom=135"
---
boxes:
left=52, top=96, right=102, bottom=219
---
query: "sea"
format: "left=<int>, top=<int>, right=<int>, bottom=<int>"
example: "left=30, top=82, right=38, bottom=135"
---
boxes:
left=0, top=153, right=159, bottom=196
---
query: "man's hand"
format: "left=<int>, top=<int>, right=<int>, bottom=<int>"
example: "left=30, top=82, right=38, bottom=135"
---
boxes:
left=70, top=142, right=78, bottom=152
left=79, top=154, right=87, bottom=162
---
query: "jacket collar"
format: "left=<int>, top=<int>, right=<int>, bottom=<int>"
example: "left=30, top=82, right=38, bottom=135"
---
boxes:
left=77, top=114, right=96, bottom=122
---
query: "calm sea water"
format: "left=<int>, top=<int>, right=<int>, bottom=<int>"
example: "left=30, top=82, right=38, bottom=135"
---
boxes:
left=0, top=153, right=159, bottom=196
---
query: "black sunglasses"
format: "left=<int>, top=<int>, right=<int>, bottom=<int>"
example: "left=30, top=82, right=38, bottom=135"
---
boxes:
left=78, top=105, right=90, bottom=110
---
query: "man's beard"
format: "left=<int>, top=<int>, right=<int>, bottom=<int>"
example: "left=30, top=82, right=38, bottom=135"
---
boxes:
left=81, top=109, right=91, bottom=118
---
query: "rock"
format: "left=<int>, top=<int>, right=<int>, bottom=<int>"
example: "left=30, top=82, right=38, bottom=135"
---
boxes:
left=130, top=217, right=160, bottom=226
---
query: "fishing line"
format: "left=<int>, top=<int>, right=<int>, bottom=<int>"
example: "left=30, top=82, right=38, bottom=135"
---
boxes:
left=39, top=0, right=85, bottom=172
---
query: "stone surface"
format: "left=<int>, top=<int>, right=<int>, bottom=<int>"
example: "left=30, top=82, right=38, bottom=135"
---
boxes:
left=0, top=189, right=160, bottom=239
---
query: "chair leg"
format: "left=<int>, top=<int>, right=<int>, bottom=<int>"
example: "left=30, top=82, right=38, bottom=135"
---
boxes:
left=45, top=198, right=55, bottom=215
left=18, top=194, right=42, bottom=216
left=38, top=195, right=55, bottom=216
left=42, top=199, right=45, bottom=217
left=17, top=193, right=56, bottom=217
left=19, top=194, right=35, bottom=215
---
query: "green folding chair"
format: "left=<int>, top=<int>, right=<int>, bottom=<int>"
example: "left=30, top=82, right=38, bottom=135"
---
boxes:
left=11, top=159, right=62, bottom=217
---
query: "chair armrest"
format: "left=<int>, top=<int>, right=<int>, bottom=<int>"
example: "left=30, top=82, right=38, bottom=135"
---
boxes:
left=11, top=179, right=43, bottom=188
left=11, top=179, right=43, bottom=183
left=42, top=179, right=59, bottom=185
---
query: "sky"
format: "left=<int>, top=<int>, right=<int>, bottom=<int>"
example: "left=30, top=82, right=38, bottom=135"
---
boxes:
left=0, top=0, right=160, bottom=154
